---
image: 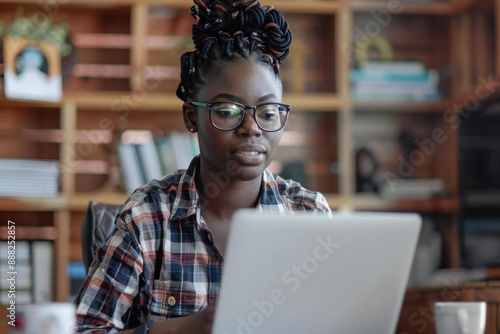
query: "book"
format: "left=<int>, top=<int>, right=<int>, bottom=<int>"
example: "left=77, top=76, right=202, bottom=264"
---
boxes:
left=156, top=136, right=178, bottom=175
left=133, top=143, right=149, bottom=185
left=0, top=159, right=59, bottom=172
left=351, top=61, right=440, bottom=102
left=168, top=132, right=198, bottom=170
left=118, top=131, right=200, bottom=193
left=360, top=61, right=426, bottom=74
left=350, top=69, right=439, bottom=83
left=136, top=133, right=163, bottom=183
left=0, top=241, right=31, bottom=290
left=351, top=90, right=441, bottom=102
left=0, top=238, right=54, bottom=304
left=117, top=141, right=145, bottom=194
left=31, top=240, right=54, bottom=302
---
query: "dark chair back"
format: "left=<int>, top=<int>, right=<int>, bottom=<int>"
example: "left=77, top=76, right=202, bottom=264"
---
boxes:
left=81, top=201, right=121, bottom=273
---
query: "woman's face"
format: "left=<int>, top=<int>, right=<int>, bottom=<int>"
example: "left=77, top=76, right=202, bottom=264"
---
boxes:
left=185, top=60, right=284, bottom=182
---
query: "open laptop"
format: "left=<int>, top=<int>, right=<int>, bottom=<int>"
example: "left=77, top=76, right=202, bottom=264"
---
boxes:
left=212, top=210, right=422, bottom=334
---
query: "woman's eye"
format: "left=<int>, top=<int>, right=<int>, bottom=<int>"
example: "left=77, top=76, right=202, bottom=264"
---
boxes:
left=258, top=106, right=278, bottom=120
left=213, top=104, right=242, bottom=118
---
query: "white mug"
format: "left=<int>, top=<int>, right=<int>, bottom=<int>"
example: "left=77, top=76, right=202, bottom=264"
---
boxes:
left=8, top=302, right=75, bottom=334
left=434, top=301, right=486, bottom=334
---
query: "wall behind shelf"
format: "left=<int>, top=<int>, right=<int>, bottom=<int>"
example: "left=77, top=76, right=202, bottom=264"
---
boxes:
left=352, top=110, right=458, bottom=194
left=72, top=107, right=187, bottom=193
left=275, top=111, right=339, bottom=193
left=0, top=108, right=60, bottom=161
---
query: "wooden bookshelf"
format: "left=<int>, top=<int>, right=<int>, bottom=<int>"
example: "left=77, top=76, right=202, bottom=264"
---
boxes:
left=348, top=1, right=453, bottom=14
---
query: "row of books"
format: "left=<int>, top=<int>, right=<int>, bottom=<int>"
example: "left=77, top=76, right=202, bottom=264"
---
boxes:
left=0, top=238, right=54, bottom=304
left=350, top=61, right=441, bottom=101
left=118, top=130, right=199, bottom=194
left=0, top=159, right=60, bottom=198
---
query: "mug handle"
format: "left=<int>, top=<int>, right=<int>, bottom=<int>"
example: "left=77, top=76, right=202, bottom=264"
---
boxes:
left=457, top=309, right=469, bottom=334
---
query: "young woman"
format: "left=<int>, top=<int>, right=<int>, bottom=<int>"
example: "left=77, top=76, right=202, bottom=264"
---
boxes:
left=75, top=1, right=331, bottom=333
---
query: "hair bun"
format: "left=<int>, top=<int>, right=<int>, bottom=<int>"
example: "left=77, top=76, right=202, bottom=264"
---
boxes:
left=263, top=8, right=292, bottom=61
left=190, top=0, right=291, bottom=65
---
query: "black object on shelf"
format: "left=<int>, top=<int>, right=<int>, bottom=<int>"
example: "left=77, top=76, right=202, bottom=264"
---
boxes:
left=355, top=147, right=380, bottom=193
left=458, top=94, right=500, bottom=268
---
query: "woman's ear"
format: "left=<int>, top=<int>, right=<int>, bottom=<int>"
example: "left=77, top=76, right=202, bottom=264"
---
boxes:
left=182, top=102, right=197, bottom=133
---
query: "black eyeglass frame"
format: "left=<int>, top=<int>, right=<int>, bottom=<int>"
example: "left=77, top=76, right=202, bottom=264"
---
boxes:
left=189, top=101, right=291, bottom=132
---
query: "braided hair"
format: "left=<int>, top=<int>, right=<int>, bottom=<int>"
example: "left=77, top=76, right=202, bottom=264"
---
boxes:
left=176, top=0, right=292, bottom=102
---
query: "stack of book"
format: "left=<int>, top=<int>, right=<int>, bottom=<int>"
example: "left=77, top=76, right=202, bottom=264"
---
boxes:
left=118, top=130, right=199, bottom=194
left=0, top=226, right=56, bottom=304
left=0, top=159, right=60, bottom=198
left=350, top=61, right=441, bottom=101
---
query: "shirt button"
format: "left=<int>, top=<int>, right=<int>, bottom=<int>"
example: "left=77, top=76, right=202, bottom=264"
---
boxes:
left=167, top=296, right=176, bottom=306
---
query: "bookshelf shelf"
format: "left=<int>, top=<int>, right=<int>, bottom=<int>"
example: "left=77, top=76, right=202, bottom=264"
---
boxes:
left=68, top=192, right=129, bottom=211
left=285, top=93, right=347, bottom=112
left=260, top=0, right=342, bottom=14
left=324, top=193, right=459, bottom=213
left=352, top=99, right=455, bottom=113
left=63, top=91, right=183, bottom=112
left=59, top=92, right=346, bottom=112
left=0, top=197, right=68, bottom=211
left=348, top=1, right=453, bottom=15
left=351, top=194, right=459, bottom=213
left=0, top=226, right=58, bottom=239
left=0, top=97, right=61, bottom=109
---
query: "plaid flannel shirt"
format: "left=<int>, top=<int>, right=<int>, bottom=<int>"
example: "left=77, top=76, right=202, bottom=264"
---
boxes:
left=74, top=156, right=331, bottom=333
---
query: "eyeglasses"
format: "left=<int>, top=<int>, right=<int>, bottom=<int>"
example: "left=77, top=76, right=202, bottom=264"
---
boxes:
left=190, top=101, right=291, bottom=132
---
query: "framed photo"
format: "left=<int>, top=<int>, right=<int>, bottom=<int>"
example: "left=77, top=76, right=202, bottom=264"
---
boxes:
left=3, top=36, right=62, bottom=103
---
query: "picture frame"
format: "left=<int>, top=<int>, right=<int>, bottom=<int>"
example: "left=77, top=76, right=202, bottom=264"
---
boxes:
left=3, top=36, right=62, bottom=103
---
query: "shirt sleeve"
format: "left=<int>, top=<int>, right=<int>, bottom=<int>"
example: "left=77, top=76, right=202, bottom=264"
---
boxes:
left=314, top=191, right=333, bottom=215
left=74, top=212, right=143, bottom=333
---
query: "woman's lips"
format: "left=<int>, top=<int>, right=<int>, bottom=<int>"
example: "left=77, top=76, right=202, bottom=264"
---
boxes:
left=231, top=145, right=266, bottom=165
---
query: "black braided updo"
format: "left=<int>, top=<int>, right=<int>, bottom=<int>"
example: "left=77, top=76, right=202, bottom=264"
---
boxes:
left=176, top=0, right=292, bottom=102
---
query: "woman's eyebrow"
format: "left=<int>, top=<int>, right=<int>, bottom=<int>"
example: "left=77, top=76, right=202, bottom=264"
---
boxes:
left=209, top=93, right=278, bottom=103
left=257, top=94, right=278, bottom=102
left=210, top=93, right=242, bottom=102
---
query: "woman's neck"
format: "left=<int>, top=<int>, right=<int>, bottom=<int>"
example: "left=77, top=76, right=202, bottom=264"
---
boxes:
left=195, top=165, right=261, bottom=221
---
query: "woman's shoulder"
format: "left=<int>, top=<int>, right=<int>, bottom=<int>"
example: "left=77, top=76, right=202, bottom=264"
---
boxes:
left=118, top=168, right=198, bottom=224
left=265, top=171, right=331, bottom=213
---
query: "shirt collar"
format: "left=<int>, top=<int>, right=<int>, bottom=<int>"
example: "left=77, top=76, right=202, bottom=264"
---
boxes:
left=168, top=156, right=286, bottom=222
left=168, top=156, right=201, bottom=223
left=257, top=168, right=287, bottom=213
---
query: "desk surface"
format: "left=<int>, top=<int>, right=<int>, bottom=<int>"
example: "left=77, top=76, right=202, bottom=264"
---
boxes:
left=398, top=281, right=500, bottom=334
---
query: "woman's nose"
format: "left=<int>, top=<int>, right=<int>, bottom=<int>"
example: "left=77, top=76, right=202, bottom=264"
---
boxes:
left=236, top=111, right=262, bottom=137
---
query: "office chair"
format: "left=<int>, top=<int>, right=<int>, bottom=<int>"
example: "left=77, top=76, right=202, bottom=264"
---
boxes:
left=80, top=201, right=143, bottom=328
left=81, top=201, right=121, bottom=273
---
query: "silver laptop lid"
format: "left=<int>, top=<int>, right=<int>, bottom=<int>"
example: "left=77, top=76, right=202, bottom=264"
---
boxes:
left=212, top=210, right=421, bottom=334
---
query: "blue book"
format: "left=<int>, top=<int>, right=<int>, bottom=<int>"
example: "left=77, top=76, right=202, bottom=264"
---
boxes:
left=350, top=69, right=438, bottom=83
left=360, top=61, right=426, bottom=74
